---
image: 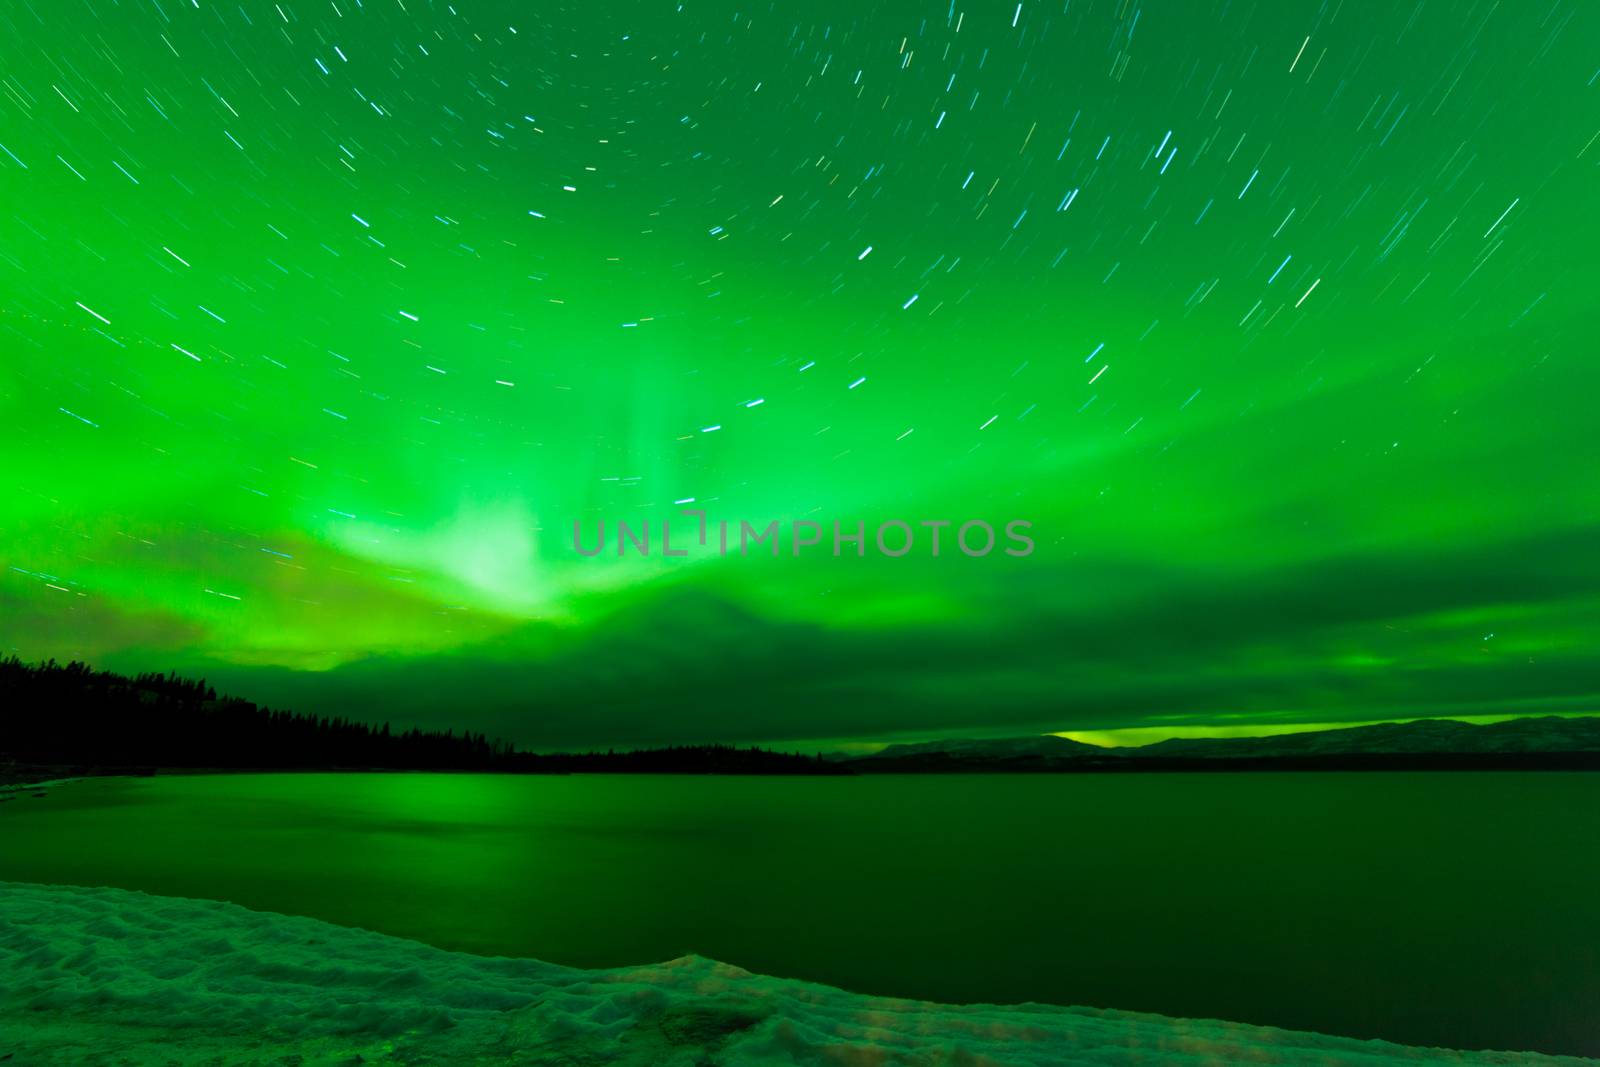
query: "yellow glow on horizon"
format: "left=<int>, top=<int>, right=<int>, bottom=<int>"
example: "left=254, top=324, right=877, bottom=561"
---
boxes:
left=1055, top=712, right=1600, bottom=749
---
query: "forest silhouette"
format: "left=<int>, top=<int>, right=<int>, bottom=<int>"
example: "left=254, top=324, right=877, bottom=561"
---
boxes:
left=0, top=657, right=844, bottom=776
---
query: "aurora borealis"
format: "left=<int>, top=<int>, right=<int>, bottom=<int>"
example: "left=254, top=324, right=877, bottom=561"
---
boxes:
left=2, top=0, right=1597, bottom=749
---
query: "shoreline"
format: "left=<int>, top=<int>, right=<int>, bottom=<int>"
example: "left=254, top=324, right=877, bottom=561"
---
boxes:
left=2, top=879, right=1590, bottom=1066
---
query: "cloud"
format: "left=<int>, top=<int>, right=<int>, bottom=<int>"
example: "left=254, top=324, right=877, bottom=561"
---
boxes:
left=134, top=523, right=1600, bottom=749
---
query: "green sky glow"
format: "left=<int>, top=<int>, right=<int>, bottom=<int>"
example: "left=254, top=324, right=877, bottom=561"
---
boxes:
left=2, top=0, right=1597, bottom=747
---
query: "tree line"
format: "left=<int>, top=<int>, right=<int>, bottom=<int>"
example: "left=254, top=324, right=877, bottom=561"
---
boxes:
left=0, top=657, right=846, bottom=775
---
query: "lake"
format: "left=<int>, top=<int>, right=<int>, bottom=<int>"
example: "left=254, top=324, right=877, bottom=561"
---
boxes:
left=2, top=771, right=1596, bottom=1057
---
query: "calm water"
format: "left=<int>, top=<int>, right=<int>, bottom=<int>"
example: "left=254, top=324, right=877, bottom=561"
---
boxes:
left=2, top=772, right=1597, bottom=1056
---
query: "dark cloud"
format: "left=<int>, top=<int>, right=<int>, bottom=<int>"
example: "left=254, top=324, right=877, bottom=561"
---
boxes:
left=130, top=523, right=1600, bottom=748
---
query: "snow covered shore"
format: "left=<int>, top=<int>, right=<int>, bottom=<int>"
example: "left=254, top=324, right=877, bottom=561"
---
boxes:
left=0, top=881, right=1587, bottom=1066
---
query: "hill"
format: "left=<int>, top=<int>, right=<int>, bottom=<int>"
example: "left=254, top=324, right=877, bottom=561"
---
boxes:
left=850, top=716, right=1600, bottom=772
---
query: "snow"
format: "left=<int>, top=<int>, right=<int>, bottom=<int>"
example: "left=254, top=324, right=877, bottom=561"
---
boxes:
left=0, top=881, right=1586, bottom=1066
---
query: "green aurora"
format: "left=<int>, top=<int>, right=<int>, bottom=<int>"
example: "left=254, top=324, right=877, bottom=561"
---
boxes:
left=2, top=0, right=1597, bottom=749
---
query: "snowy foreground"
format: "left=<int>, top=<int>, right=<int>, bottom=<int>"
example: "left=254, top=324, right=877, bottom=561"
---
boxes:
left=0, top=882, right=1587, bottom=1067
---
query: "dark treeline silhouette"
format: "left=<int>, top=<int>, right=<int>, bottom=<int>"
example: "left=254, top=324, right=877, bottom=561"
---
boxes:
left=0, top=658, right=845, bottom=776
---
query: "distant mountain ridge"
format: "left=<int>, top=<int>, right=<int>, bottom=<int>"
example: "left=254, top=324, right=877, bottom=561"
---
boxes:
left=1130, top=716, right=1600, bottom=758
left=7, top=657, right=1599, bottom=776
left=850, top=716, right=1600, bottom=772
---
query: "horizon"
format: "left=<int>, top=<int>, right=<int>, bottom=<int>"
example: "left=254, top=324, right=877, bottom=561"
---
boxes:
left=11, top=653, right=1598, bottom=756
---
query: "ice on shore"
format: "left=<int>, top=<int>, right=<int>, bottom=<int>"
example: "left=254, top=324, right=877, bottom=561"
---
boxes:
left=0, top=881, right=1587, bottom=1066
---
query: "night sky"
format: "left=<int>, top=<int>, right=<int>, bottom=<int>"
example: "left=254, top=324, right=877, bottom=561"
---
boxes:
left=3, top=0, right=1597, bottom=749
